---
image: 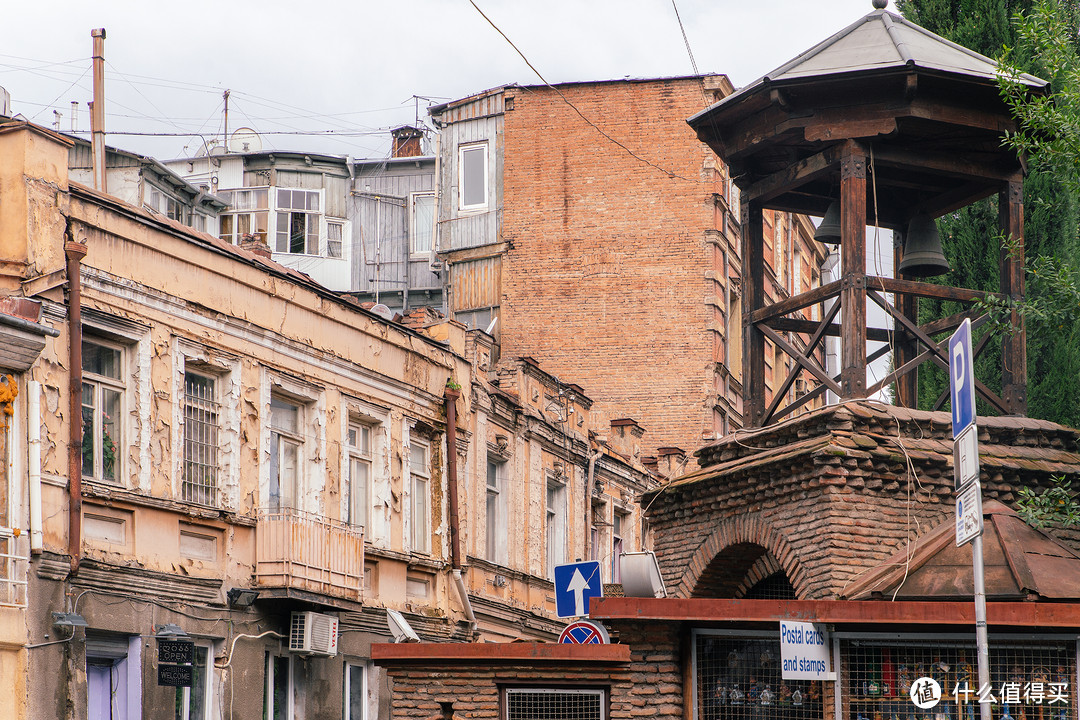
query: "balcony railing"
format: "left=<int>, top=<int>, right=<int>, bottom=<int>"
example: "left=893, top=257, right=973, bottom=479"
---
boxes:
left=255, top=508, right=363, bottom=601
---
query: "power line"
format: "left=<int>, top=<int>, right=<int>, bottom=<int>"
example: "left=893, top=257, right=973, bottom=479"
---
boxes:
left=467, top=0, right=691, bottom=182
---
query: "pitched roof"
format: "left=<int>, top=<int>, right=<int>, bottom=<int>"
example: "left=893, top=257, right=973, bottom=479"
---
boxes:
left=841, top=500, right=1080, bottom=600
left=692, top=9, right=1045, bottom=123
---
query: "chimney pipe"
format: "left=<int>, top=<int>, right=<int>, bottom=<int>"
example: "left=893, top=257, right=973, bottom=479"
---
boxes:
left=91, top=28, right=106, bottom=192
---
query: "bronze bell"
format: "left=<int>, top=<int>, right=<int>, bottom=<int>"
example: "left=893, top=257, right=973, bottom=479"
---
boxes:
left=898, top=214, right=950, bottom=277
left=814, top=201, right=841, bottom=244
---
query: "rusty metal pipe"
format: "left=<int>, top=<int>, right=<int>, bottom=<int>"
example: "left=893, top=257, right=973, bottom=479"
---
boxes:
left=444, top=386, right=476, bottom=636
left=65, top=233, right=87, bottom=573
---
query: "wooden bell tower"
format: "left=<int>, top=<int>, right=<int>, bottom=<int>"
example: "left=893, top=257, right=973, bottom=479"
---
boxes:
left=689, top=2, right=1045, bottom=428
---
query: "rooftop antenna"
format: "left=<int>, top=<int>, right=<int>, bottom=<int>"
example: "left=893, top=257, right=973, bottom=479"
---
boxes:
left=222, top=89, right=230, bottom=154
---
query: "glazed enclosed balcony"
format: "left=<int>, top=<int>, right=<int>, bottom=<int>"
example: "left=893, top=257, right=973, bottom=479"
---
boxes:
left=255, top=508, right=364, bottom=609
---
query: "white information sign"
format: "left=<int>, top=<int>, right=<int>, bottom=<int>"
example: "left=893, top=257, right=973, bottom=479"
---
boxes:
left=779, top=621, right=831, bottom=680
left=954, top=424, right=980, bottom=492
left=956, top=480, right=984, bottom=547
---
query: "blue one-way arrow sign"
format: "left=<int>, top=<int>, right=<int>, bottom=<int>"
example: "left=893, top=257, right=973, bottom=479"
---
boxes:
left=553, top=561, right=602, bottom=618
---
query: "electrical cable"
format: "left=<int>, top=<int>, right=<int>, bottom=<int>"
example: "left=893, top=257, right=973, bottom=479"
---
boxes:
left=467, top=0, right=691, bottom=182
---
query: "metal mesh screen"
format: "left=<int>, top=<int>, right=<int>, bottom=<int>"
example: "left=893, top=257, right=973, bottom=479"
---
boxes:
left=696, top=633, right=824, bottom=720
left=506, top=689, right=604, bottom=720
left=182, top=372, right=219, bottom=505
left=842, top=638, right=1075, bottom=720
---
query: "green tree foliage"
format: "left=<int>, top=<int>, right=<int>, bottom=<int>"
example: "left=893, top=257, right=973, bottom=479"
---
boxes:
left=898, top=0, right=1080, bottom=427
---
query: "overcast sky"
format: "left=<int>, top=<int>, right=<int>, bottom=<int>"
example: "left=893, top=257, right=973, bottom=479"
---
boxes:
left=1, top=0, right=897, bottom=161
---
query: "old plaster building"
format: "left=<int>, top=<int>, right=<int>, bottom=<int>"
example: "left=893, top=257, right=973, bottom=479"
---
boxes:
left=429, top=76, right=829, bottom=464
left=0, top=119, right=655, bottom=720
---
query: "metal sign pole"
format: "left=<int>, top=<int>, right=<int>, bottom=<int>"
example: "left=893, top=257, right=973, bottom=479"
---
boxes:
left=972, top=533, right=991, bottom=720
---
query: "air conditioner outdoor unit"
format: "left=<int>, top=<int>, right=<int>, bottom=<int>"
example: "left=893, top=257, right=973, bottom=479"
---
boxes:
left=289, top=611, right=339, bottom=656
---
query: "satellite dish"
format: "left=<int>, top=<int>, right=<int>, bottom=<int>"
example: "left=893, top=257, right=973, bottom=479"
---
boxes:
left=228, top=127, right=263, bottom=153
left=369, top=304, right=395, bottom=321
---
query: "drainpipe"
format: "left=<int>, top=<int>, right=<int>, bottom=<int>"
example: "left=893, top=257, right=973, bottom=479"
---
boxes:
left=443, top=386, right=477, bottom=637
left=584, top=448, right=600, bottom=561
left=28, top=380, right=42, bottom=554
left=66, top=232, right=87, bottom=573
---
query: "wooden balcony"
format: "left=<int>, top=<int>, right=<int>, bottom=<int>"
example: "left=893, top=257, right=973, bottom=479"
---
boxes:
left=255, top=509, right=363, bottom=604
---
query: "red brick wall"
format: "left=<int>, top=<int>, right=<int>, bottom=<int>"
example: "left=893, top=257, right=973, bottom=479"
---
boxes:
left=499, top=78, right=726, bottom=461
left=380, top=623, right=684, bottom=720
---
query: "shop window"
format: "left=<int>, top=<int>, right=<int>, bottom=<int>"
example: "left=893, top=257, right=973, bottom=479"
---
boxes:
left=87, top=634, right=140, bottom=720
left=264, top=651, right=294, bottom=720
left=175, top=641, right=214, bottom=720
left=409, top=439, right=431, bottom=553
left=344, top=662, right=367, bottom=720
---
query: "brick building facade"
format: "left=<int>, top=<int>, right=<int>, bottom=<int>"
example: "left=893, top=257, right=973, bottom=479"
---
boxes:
left=431, top=78, right=827, bottom=468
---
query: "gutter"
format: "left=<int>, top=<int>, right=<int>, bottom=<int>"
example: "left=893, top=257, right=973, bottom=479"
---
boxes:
left=443, top=386, right=477, bottom=637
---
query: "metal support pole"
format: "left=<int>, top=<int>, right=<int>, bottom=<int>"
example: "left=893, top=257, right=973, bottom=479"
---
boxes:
left=973, top=532, right=991, bottom=720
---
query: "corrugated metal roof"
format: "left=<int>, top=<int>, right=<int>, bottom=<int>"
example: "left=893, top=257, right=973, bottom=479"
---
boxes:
left=691, top=9, right=1045, bottom=124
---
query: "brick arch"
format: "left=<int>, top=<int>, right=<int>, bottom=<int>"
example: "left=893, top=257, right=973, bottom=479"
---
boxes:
left=674, top=515, right=808, bottom=599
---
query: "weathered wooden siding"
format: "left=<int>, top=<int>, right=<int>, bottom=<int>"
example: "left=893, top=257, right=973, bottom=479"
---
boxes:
left=435, top=112, right=503, bottom=252
left=449, top=256, right=501, bottom=312
left=352, top=159, right=438, bottom=296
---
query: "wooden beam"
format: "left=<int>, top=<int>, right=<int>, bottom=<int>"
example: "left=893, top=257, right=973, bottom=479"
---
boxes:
left=743, top=200, right=767, bottom=428
left=762, top=302, right=839, bottom=424
left=745, top=146, right=840, bottom=204
left=1000, top=179, right=1027, bottom=415
left=870, top=146, right=1018, bottom=184
left=759, top=324, right=843, bottom=397
left=840, top=142, right=868, bottom=399
left=749, top=279, right=843, bottom=325
left=766, top=317, right=894, bottom=343
left=871, top=276, right=1002, bottom=304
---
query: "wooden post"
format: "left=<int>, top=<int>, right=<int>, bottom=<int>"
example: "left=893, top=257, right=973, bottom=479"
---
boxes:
left=742, top=198, right=766, bottom=427
left=840, top=142, right=867, bottom=399
left=893, top=231, right=919, bottom=408
left=999, top=178, right=1027, bottom=415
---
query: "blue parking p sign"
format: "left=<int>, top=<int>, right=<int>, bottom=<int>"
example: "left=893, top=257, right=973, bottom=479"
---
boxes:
left=553, top=561, right=602, bottom=618
left=949, top=319, right=976, bottom=438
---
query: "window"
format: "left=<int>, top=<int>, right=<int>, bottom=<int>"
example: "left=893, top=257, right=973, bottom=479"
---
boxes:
left=269, top=396, right=302, bottom=512
left=218, top=188, right=269, bottom=244
left=506, top=688, right=604, bottom=720
left=327, top=222, right=343, bottom=259
left=546, top=477, right=566, bottom=579
left=146, top=186, right=183, bottom=222
left=410, top=192, right=435, bottom=256
left=344, top=662, right=366, bottom=720
left=264, top=652, right=293, bottom=720
left=276, top=188, right=321, bottom=254
left=82, top=339, right=124, bottom=483
left=175, top=642, right=213, bottom=720
left=486, top=457, right=507, bottom=565
left=612, top=511, right=627, bottom=583
left=182, top=370, right=219, bottom=506
left=347, top=421, right=372, bottom=529
left=459, top=143, right=487, bottom=211
left=409, top=440, right=430, bottom=553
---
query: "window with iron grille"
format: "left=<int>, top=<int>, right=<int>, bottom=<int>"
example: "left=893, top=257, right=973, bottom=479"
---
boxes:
left=694, top=631, right=823, bottom=720
left=505, top=688, right=604, bottom=720
left=182, top=370, right=219, bottom=505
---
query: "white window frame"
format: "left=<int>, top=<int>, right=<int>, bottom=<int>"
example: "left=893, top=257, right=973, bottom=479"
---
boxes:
left=176, top=640, right=216, bottom=720
left=486, top=455, right=508, bottom=565
left=81, top=337, right=125, bottom=485
left=218, top=187, right=269, bottom=245
left=546, top=475, right=567, bottom=579
left=458, top=142, right=488, bottom=212
left=265, top=651, right=294, bottom=720
left=269, top=395, right=303, bottom=513
left=173, top=341, right=241, bottom=510
left=612, top=510, right=627, bottom=584
left=343, top=400, right=389, bottom=547
left=343, top=661, right=368, bottom=720
left=409, top=191, right=436, bottom=257
left=327, top=221, right=344, bottom=259
left=346, top=418, right=373, bottom=530
left=409, top=438, right=431, bottom=554
left=274, top=187, right=323, bottom=255
left=261, top=372, right=325, bottom=515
